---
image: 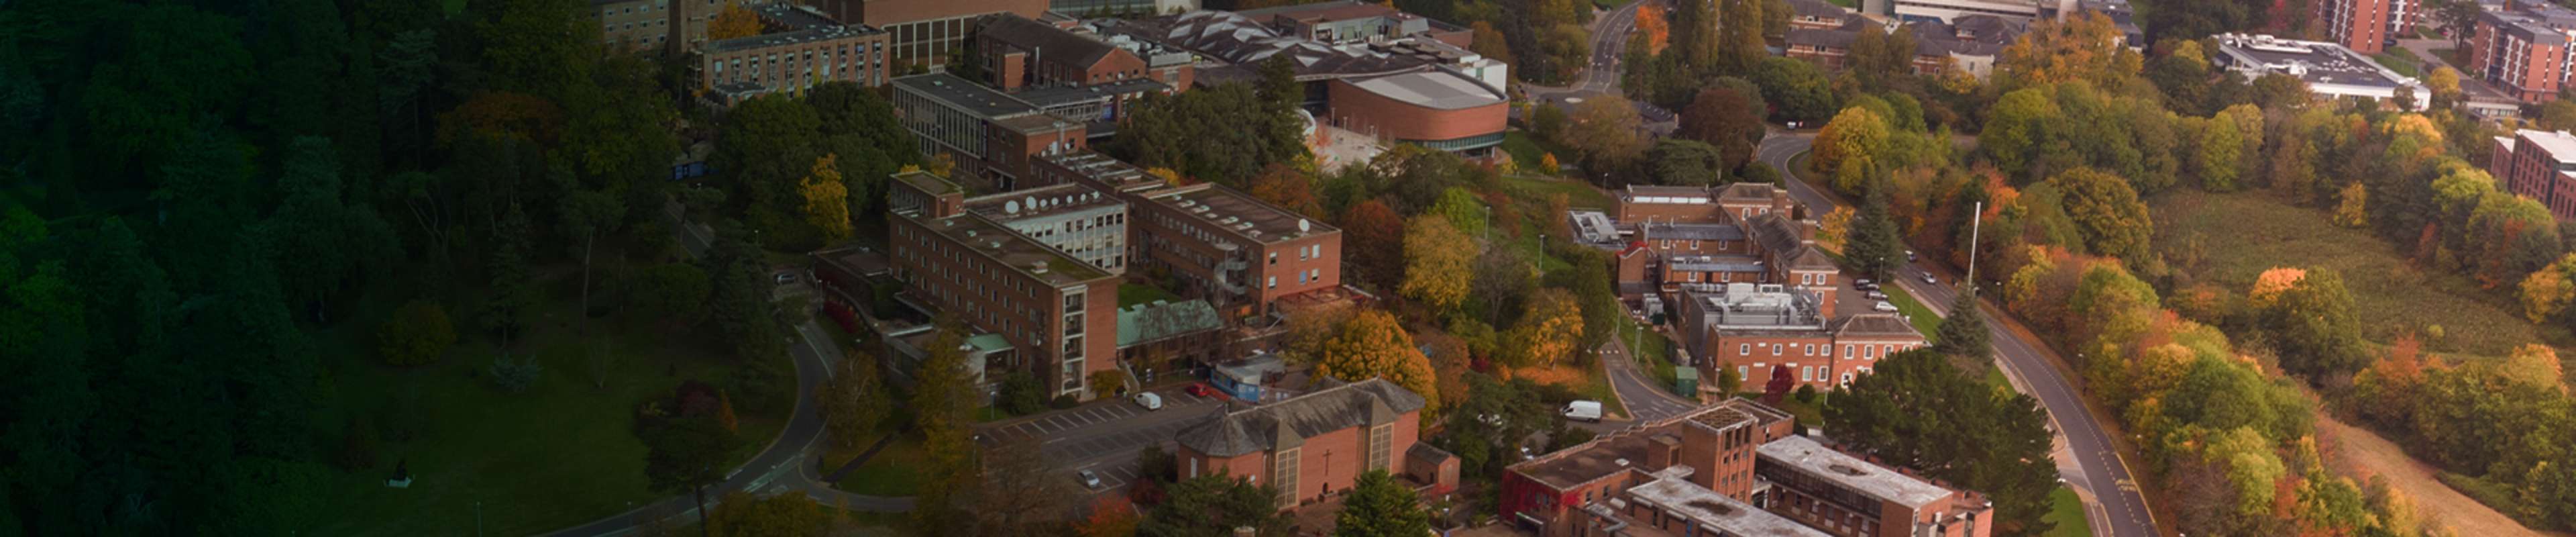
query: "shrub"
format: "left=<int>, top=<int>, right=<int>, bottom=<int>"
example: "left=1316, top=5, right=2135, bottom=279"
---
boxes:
left=1050, top=394, right=1080, bottom=409
left=488, top=353, right=543, bottom=393
left=378, top=300, right=457, bottom=366
left=999, top=372, right=1047, bottom=416
left=1793, top=384, right=1820, bottom=403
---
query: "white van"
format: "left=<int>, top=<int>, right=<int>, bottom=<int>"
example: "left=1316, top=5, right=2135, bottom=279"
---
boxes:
left=1132, top=392, right=1164, bottom=411
left=1562, top=400, right=1603, bottom=422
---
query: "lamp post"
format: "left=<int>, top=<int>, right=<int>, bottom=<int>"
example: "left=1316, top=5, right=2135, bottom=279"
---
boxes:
left=1966, top=201, right=1983, bottom=297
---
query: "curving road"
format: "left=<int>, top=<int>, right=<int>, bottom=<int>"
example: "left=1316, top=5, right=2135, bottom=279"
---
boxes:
left=1527, top=0, right=1648, bottom=102
left=1756, top=133, right=2160, bottom=537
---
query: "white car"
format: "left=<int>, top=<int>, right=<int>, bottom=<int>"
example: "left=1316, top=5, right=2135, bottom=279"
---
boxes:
left=1132, top=392, right=1163, bottom=411
left=1077, top=471, right=1102, bottom=489
left=1865, top=291, right=1888, bottom=300
left=1874, top=301, right=1899, bottom=312
left=1920, top=272, right=1938, bottom=285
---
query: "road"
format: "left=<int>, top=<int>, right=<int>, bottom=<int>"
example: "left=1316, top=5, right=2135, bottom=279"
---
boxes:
left=1756, top=133, right=2160, bottom=537
left=1527, top=0, right=1646, bottom=103
left=1597, top=328, right=1701, bottom=426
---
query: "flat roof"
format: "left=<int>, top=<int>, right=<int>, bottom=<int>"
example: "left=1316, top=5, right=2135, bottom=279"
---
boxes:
left=704, top=23, right=882, bottom=54
left=1512, top=402, right=1774, bottom=489
left=904, top=211, right=1114, bottom=285
left=1346, top=71, right=1503, bottom=110
left=2519, top=130, right=2576, bottom=160
left=1019, top=79, right=1173, bottom=108
left=2212, top=34, right=2411, bottom=89
left=963, top=183, right=1121, bottom=223
left=1757, top=436, right=1955, bottom=509
left=893, top=72, right=1038, bottom=119
left=1626, top=477, right=1833, bottom=537
left=1043, top=151, right=1163, bottom=192
left=759, top=4, right=843, bottom=30
left=892, top=169, right=961, bottom=196
left=1147, top=184, right=1337, bottom=244
left=992, top=113, right=1085, bottom=135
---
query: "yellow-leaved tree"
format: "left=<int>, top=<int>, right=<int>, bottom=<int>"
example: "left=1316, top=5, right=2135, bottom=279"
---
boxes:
left=802, top=154, right=853, bottom=242
left=1399, top=215, right=1475, bottom=313
left=1316, top=309, right=1440, bottom=407
left=2501, top=344, right=2567, bottom=393
left=1817, top=206, right=1855, bottom=249
left=2521, top=264, right=2573, bottom=323
left=708, top=5, right=763, bottom=41
left=2247, top=266, right=2307, bottom=309
left=1505, top=288, right=1585, bottom=369
left=2332, top=183, right=2369, bottom=228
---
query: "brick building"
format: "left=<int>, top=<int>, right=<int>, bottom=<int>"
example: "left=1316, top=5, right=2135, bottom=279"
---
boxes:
left=694, top=5, right=890, bottom=100
left=808, top=0, right=1049, bottom=67
left=2468, top=1, right=2576, bottom=102
left=589, top=0, right=782, bottom=52
left=1504, top=400, right=1992, bottom=537
left=979, top=14, right=1167, bottom=91
left=2314, top=0, right=2417, bottom=54
left=1782, top=15, right=2023, bottom=79
left=1617, top=183, right=1839, bottom=304
left=1674, top=283, right=1927, bottom=390
left=884, top=170, right=1122, bottom=399
left=2489, top=129, right=2576, bottom=220
left=1036, top=152, right=1347, bottom=320
left=1173, top=377, right=1456, bottom=507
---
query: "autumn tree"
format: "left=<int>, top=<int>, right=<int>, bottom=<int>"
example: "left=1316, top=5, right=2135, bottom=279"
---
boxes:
left=1430, top=187, right=1491, bottom=239
left=802, top=154, right=853, bottom=242
left=1635, top=3, right=1670, bottom=54
left=1504, top=288, right=1585, bottom=369
left=1815, top=106, right=1891, bottom=192
left=1077, top=496, right=1142, bottom=537
left=1563, top=95, right=1649, bottom=173
left=1139, top=474, right=1289, bottom=536
left=708, top=5, right=765, bottom=41
left=2522, top=259, right=2575, bottom=323
left=910, top=324, right=982, bottom=531
left=1995, top=11, right=2143, bottom=92
left=1334, top=470, right=1434, bottom=537
left=2426, top=66, right=2463, bottom=110
left=1316, top=309, right=1440, bottom=406
left=2262, top=268, right=2370, bottom=379
left=1674, top=80, right=1766, bottom=169
left=2047, top=167, right=2152, bottom=260
left=822, top=347, right=889, bottom=452
left=378, top=299, right=458, bottom=366
left=1825, top=350, right=2061, bottom=534
left=1401, top=215, right=1477, bottom=313
left=967, top=437, right=1079, bottom=535
left=2500, top=344, right=2565, bottom=391
left=1246, top=164, right=1323, bottom=217
left=2332, top=183, right=2369, bottom=228
left=1342, top=200, right=1407, bottom=291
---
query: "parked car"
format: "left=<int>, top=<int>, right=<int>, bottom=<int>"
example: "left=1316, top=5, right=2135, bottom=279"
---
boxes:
left=1866, top=291, right=1888, bottom=300
left=1874, top=301, right=1899, bottom=312
left=773, top=272, right=797, bottom=285
left=1854, top=278, right=1874, bottom=287
left=1077, top=470, right=1102, bottom=489
left=1562, top=400, right=1604, bottom=422
left=1185, top=383, right=1215, bottom=398
left=1132, top=392, right=1163, bottom=411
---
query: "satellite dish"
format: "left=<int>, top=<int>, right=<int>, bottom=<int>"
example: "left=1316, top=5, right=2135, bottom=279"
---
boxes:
left=1005, top=200, right=1021, bottom=214
left=1298, top=218, right=1311, bottom=233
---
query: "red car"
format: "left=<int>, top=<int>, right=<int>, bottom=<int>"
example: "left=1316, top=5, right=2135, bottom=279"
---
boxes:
left=1184, top=383, right=1216, bottom=397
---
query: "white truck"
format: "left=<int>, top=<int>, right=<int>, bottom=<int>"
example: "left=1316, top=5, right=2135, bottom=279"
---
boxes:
left=1562, top=400, right=1604, bottom=422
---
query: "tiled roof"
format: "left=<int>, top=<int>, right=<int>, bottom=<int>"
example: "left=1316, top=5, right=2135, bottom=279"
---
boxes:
left=983, top=13, right=1124, bottom=68
left=1174, top=377, right=1426, bottom=457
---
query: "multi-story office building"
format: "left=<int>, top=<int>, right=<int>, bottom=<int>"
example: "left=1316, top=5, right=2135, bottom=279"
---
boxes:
left=1504, top=401, right=1994, bottom=537
left=884, top=170, right=1122, bottom=399
left=808, top=0, right=1049, bottom=67
left=2468, top=0, right=2576, bottom=101
left=694, top=5, right=890, bottom=99
left=890, top=72, right=1172, bottom=190
left=588, top=0, right=789, bottom=52
left=2489, top=129, right=2576, bottom=219
left=958, top=183, right=1130, bottom=272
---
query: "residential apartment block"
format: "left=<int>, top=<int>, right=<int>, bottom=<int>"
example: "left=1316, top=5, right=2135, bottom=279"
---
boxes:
left=2468, top=0, right=2576, bottom=102
left=1503, top=400, right=1993, bottom=537
left=2489, top=129, right=2576, bottom=219
left=589, top=0, right=782, bottom=52
left=1173, top=377, right=1456, bottom=507
left=884, top=170, right=1122, bottom=399
left=694, top=5, right=889, bottom=102
left=2314, top=0, right=2417, bottom=54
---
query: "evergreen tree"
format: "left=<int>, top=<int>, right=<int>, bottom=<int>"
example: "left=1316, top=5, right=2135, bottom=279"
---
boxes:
left=1825, top=350, right=2059, bottom=535
left=1846, top=181, right=1904, bottom=281
left=1932, top=289, right=1992, bottom=359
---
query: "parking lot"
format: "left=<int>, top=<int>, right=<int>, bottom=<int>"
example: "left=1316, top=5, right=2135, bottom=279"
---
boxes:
left=977, top=384, right=1239, bottom=492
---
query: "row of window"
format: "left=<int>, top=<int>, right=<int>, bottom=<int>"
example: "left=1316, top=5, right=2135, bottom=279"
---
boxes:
left=1737, top=342, right=1915, bottom=359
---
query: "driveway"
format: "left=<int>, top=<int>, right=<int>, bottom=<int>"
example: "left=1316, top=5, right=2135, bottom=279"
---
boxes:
left=1755, top=132, right=2161, bottom=537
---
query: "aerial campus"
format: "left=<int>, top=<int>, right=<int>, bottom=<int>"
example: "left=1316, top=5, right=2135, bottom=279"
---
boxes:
left=9, top=0, right=2576, bottom=536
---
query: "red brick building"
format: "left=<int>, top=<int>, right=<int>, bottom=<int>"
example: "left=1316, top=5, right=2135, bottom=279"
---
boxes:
left=810, top=0, right=1049, bottom=67
left=1322, top=72, right=1510, bottom=157
left=1503, top=401, right=1993, bottom=537
left=1037, top=152, right=1346, bottom=320
left=884, top=170, right=1123, bottom=399
left=1678, top=285, right=1925, bottom=391
left=2489, top=129, right=2576, bottom=219
left=2315, top=0, right=2413, bottom=54
left=979, top=13, right=1157, bottom=91
left=1173, top=377, right=1454, bottom=507
left=694, top=5, right=891, bottom=101
left=2468, top=1, right=2576, bottom=102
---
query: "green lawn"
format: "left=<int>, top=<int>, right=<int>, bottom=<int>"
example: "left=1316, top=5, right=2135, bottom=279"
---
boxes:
left=2043, top=487, right=2092, bottom=537
left=1623, top=314, right=1682, bottom=389
left=831, top=429, right=930, bottom=497
left=2373, top=50, right=2425, bottom=78
left=1504, top=175, right=1613, bottom=210
left=1880, top=283, right=1944, bottom=340
left=2151, top=189, right=2546, bottom=356
left=1117, top=283, right=1182, bottom=307
left=1503, top=130, right=1580, bottom=177
left=308, top=277, right=792, bottom=536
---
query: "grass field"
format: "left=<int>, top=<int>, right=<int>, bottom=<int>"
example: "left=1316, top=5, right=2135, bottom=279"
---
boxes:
left=1505, top=175, right=1613, bottom=210
left=2043, top=487, right=2092, bottom=537
left=308, top=273, right=792, bottom=536
left=2151, top=189, right=2544, bottom=356
left=830, top=426, right=930, bottom=496
left=1503, top=130, right=1580, bottom=177
left=1882, top=283, right=1943, bottom=340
